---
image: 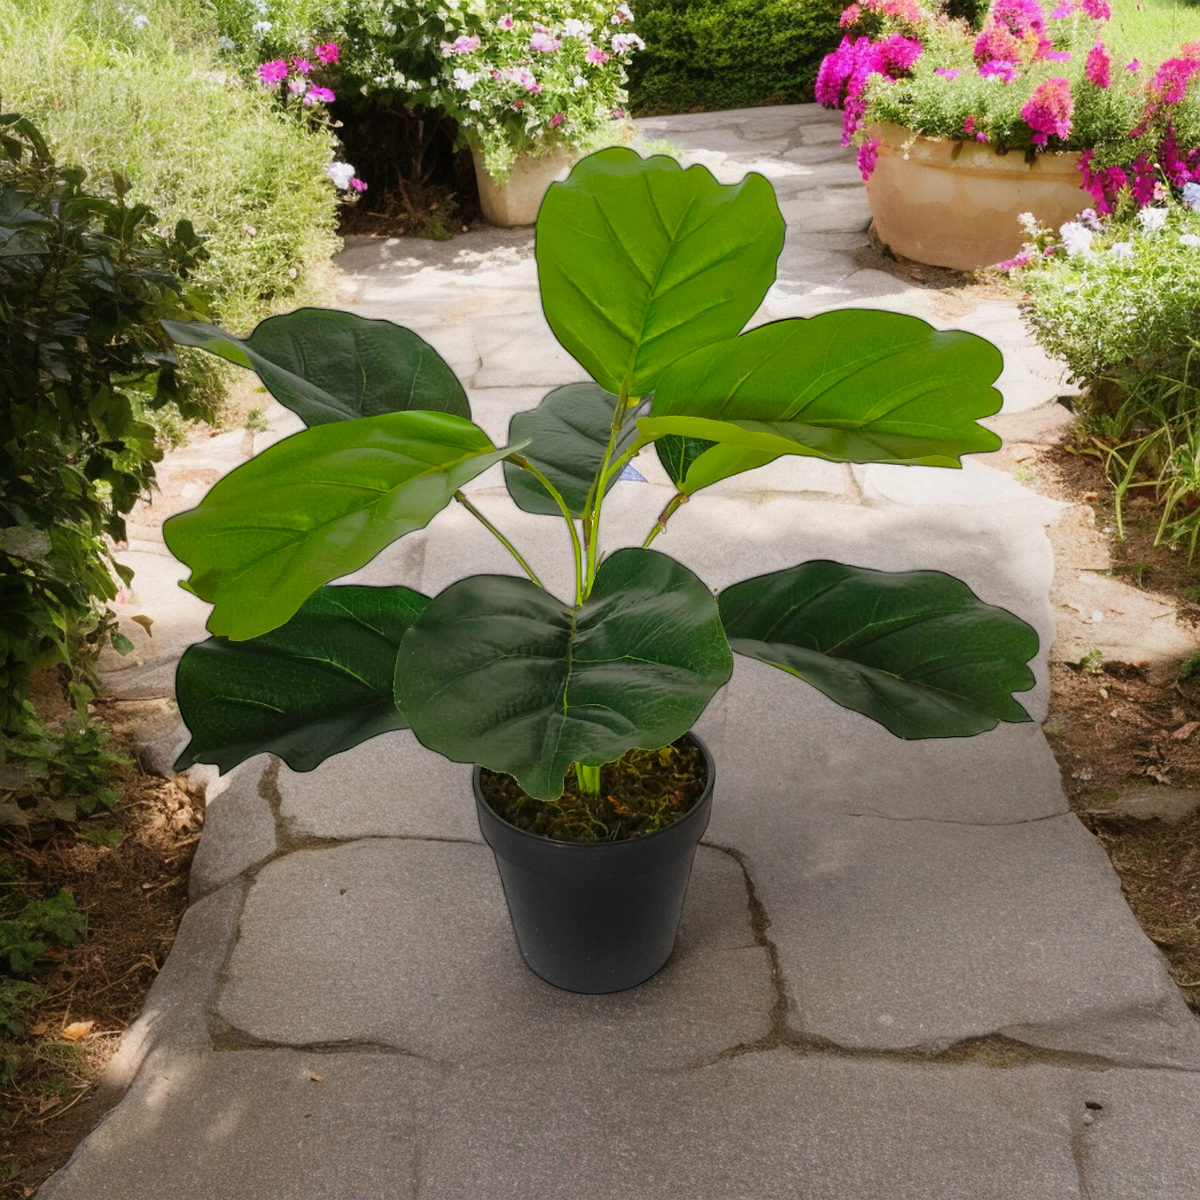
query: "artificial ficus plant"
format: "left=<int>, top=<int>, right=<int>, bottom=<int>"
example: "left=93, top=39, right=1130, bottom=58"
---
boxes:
left=161, top=147, right=1038, bottom=808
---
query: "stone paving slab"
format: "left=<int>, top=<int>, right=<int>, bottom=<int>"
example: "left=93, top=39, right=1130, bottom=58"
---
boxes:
left=215, top=840, right=773, bottom=1070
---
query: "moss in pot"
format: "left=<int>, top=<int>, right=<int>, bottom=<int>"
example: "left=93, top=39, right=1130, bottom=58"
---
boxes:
left=159, top=148, right=1039, bottom=991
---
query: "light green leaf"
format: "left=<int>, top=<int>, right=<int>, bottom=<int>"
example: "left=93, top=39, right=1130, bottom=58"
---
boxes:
left=536, top=148, right=784, bottom=399
left=164, top=411, right=521, bottom=641
left=502, top=382, right=640, bottom=516
left=175, top=585, right=428, bottom=774
left=162, top=308, right=469, bottom=426
left=395, top=548, right=733, bottom=800
left=718, top=561, right=1037, bottom=738
left=638, top=312, right=1003, bottom=491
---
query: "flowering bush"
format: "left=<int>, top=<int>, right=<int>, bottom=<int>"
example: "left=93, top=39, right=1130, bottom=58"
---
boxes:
left=815, top=0, right=1200, bottom=207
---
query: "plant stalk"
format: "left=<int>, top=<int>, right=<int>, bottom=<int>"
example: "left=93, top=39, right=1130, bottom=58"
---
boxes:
left=643, top=492, right=689, bottom=548
left=574, top=762, right=601, bottom=796
left=453, top=492, right=543, bottom=587
left=506, top=454, right=584, bottom=604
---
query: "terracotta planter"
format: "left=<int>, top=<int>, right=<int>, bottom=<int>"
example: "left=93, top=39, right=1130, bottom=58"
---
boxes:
left=473, top=146, right=580, bottom=227
left=864, top=122, right=1087, bottom=270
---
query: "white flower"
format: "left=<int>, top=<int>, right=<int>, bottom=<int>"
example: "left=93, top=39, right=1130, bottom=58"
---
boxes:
left=1180, top=233, right=1200, bottom=247
left=611, top=32, right=644, bottom=53
left=1183, top=182, right=1200, bottom=210
left=611, top=3, right=634, bottom=23
left=1058, top=221, right=1094, bottom=257
left=132, top=13, right=149, bottom=29
left=1108, top=241, right=1134, bottom=258
left=1138, top=206, right=1169, bottom=235
left=251, top=19, right=272, bottom=34
left=469, top=98, right=482, bottom=111
left=573, top=74, right=588, bottom=88
left=563, top=18, right=593, bottom=38
left=218, top=35, right=235, bottom=51
left=1017, top=211, right=1039, bottom=236
left=452, top=66, right=479, bottom=90
left=325, top=161, right=356, bottom=189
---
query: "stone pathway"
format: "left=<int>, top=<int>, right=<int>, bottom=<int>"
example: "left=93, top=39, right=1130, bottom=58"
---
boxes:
left=40, top=106, right=1200, bottom=1199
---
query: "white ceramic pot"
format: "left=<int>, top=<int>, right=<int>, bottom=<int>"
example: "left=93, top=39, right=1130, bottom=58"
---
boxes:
left=864, top=122, right=1087, bottom=270
left=473, top=146, right=580, bottom=227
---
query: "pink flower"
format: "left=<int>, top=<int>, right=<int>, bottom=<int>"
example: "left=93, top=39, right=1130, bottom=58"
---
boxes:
left=978, top=59, right=1018, bottom=82
left=258, top=58, right=289, bottom=85
left=452, top=35, right=482, bottom=54
left=1021, top=76, right=1073, bottom=142
left=304, top=86, right=336, bottom=105
left=936, top=67, right=960, bottom=80
left=313, top=42, right=339, bottom=65
left=292, top=57, right=313, bottom=75
left=613, top=107, right=625, bottom=118
left=610, top=32, right=644, bottom=53
left=857, top=136, right=880, bottom=181
left=549, top=111, right=565, bottom=128
left=497, top=13, right=515, bottom=28
left=1126, top=58, right=1139, bottom=72
left=1080, top=0, right=1110, bottom=18
left=585, top=46, right=609, bottom=64
left=530, top=32, right=561, bottom=52
left=502, top=66, right=540, bottom=92
left=1085, top=40, right=1110, bottom=87
left=1151, top=56, right=1200, bottom=104
left=839, top=3, right=863, bottom=26
left=288, top=77, right=307, bottom=95
left=875, top=33, right=922, bottom=76
left=974, top=25, right=1023, bottom=65
left=990, top=0, right=1046, bottom=38
left=350, top=178, right=367, bottom=192
left=1049, top=2, right=1074, bottom=17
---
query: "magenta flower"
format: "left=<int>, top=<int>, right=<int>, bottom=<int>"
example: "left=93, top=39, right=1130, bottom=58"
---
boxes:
left=549, top=112, right=565, bottom=128
left=1150, top=56, right=1200, bottom=104
left=258, top=59, right=289, bottom=85
left=530, top=32, right=561, bottom=52
left=314, top=42, right=339, bottom=65
left=974, top=24, right=1023, bottom=65
left=350, top=178, right=367, bottom=193
left=304, top=86, right=336, bottom=105
left=935, top=67, right=960, bottom=80
left=292, top=57, right=313, bottom=75
left=497, top=14, right=515, bottom=29
left=1085, top=40, right=1110, bottom=88
left=979, top=59, right=1018, bottom=82
left=585, top=46, right=609, bottom=64
left=857, top=137, right=880, bottom=182
left=1080, top=0, right=1110, bottom=18
left=990, top=0, right=1046, bottom=38
left=1049, top=2, right=1074, bottom=17
left=1126, top=59, right=1139, bottom=72
left=1021, top=76, right=1073, bottom=143
left=876, top=33, right=922, bottom=75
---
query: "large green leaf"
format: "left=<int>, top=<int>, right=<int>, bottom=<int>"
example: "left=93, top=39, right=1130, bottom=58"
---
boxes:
left=175, top=585, right=428, bottom=774
left=162, top=308, right=469, bottom=426
left=164, top=411, right=521, bottom=641
left=718, top=561, right=1037, bottom=738
left=536, top=148, right=784, bottom=400
left=394, top=548, right=733, bottom=800
left=502, top=382, right=641, bottom=516
left=637, top=312, right=1003, bottom=490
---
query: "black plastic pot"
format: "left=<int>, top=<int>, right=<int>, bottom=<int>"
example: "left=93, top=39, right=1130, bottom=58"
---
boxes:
left=473, top=733, right=714, bottom=994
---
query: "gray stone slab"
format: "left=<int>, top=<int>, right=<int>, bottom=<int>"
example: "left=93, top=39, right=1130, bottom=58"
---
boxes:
left=1073, top=1067, right=1200, bottom=1200
left=729, top=808, right=1199, bottom=1060
left=102, top=882, right=243, bottom=1092
left=37, top=1046, right=441, bottom=1200
left=419, top=1051, right=1082, bottom=1200
left=215, top=839, right=772, bottom=1068
left=469, top=311, right=586, bottom=388
left=190, top=760, right=279, bottom=900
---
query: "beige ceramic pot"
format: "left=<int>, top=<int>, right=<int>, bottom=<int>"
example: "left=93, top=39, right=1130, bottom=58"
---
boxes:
left=473, top=146, right=580, bottom=227
left=863, top=122, right=1087, bottom=270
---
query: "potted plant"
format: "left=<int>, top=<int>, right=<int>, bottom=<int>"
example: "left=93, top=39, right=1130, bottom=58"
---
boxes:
left=160, top=148, right=1039, bottom=993
left=368, top=0, right=645, bottom=224
left=815, top=0, right=1200, bottom=268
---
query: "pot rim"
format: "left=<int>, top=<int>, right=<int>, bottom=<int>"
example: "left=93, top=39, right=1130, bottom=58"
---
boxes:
left=472, top=730, right=715, bottom=853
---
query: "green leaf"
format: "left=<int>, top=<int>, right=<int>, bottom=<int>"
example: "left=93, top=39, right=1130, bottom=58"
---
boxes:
left=395, top=548, right=733, bottom=800
left=175, top=585, right=428, bottom=774
left=536, top=148, right=784, bottom=399
left=655, top=432, right=717, bottom=491
left=164, top=411, right=521, bottom=641
left=718, top=561, right=1037, bottom=739
left=638, top=312, right=1003, bottom=491
left=502, top=382, right=640, bottom=516
left=162, top=308, right=469, bottom=427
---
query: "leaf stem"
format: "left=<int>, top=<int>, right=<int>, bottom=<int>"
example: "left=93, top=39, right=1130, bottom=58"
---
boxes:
left=643, top=492, right=688, bottom=549
left=506, top=455, right=584, bottom=604
left=574, top=762, right=601, bottom=796
left=453, top=492, right=543, bottom=588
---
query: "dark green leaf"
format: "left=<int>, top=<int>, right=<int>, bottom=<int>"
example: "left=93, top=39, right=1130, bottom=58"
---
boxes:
left=502, top=382, right=640, bottom=516
left=395, top=548, right=733, bottom=800
left=162, top=308, right=469, bottom=427
left=639, top=313, right=1003, bottom=491
left=655, top=432, right=717, bottom=491
left=175, top=585, right=428, bottom=774
left=536, top=148, right=784, bottom=399
left=718, top=561, right=1037, bottom=738
left=164, top=411, right=521, bottom=641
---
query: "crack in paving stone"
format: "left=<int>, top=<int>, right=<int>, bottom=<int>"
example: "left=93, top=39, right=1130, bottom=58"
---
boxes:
left=700, top=839, right=1136, bottom=1074
left=842, top=810, right=1069, bottom=827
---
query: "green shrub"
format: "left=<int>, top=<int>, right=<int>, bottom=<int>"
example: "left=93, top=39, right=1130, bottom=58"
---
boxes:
left=0, top=113, right=211, bottom=728
left=627, top=0, right=846, bottom=115
left=0, top=0, right=342, bottom=328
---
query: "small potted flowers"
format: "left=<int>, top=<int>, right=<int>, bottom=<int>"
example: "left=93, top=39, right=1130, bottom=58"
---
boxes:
left=394, top=1, right=645, bottom=224
left=816, top=0, right=1200, bottom=269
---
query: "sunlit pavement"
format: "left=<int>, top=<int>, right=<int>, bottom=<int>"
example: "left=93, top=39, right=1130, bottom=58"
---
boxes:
left=45, top=106, right=1200, bottom=1200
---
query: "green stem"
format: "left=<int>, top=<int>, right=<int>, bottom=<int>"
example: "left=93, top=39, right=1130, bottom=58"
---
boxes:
left=585, top=417, right=625, bottom=596
left=574, top=762, right=601, bottom=796
left=453, top=492, right=543, bottom=587
left=507, top=454, right=584, bottom=604
left=643, top=492, right=688, bottom=549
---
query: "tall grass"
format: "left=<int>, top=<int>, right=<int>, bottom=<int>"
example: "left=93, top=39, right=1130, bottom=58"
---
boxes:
left=0, top=0, right=341, bottom=329
left=1106, top=0, right=1200, bottom=65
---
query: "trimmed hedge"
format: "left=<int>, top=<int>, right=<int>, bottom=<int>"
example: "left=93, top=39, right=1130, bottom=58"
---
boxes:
left=628, top=0, right=847, bottom=116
